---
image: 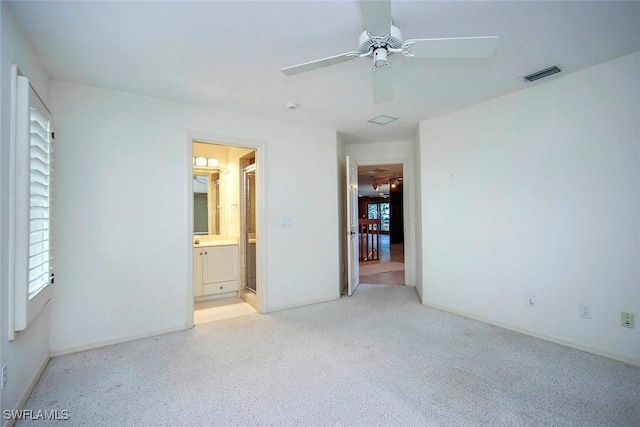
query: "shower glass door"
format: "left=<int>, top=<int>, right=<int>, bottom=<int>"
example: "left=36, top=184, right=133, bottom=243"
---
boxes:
left=244, top=165, right=257, bottom=293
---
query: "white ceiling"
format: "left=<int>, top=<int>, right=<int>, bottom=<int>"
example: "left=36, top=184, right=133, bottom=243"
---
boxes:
left=7, top=1, right=640, bottom=143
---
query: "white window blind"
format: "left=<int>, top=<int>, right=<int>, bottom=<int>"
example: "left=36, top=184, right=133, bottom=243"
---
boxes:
left=12, top=73, right=53, bottom=332
left=28, top=102, right=51, bottom=298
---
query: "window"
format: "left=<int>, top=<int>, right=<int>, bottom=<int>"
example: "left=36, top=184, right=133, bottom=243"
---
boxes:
left=367, top=203, right=379, bottom=219
left=367, top=202, right=390, bottom=232
left=11, top=70, right=53, bottom=333
left=379, top=202, right=390, bottom=232
left=26, top=92, right=51, bottom=298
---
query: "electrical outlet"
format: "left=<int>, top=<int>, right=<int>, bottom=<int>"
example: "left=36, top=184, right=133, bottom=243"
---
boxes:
left=622, top=312, right=634, bottom=329
left=580, top=304, right=591, bottom=319
left=280, top=217, right=292, bottom=227
left=526, top=293, right=535, bottom=307
left=1, top=364, right=7, bottom=390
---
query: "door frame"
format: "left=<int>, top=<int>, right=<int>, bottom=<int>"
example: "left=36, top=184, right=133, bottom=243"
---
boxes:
left=346, top=156, right=360, bottom=296
left=347, top=157, right=415, bottom=289
left=240, top=159, right=257, bottom=295
left=186, top=132, right=267, bottom=328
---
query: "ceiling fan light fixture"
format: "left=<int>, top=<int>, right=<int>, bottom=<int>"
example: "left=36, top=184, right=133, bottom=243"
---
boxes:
left=367, top=115, right=398, bottom=125
left=358, top=26, right=403, bottom=55
left=523, top=65, right=562, bottom=82
left=280, top=2, right=500, bottom=105
left=372, top=47, right=390, bottom=70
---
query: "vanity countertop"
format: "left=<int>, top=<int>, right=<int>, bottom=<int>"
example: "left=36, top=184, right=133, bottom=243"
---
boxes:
left=194, top=240, right=238, bottom=247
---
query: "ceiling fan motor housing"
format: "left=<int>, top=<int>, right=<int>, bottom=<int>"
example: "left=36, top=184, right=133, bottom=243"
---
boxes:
left=358, top=24, right=403, bottom=56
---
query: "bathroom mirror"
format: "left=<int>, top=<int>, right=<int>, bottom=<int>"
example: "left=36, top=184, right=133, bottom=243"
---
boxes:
left=193, top=171, right=222, bottom=235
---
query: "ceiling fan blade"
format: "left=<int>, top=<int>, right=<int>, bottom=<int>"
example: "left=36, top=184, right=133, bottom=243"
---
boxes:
left=358, top=0, right=391, bottom=36
left=372, top=65, right=393, bottom=104
left=281, top=51, right=361, bottom=76
left=402, top=36, right=499, bottom=58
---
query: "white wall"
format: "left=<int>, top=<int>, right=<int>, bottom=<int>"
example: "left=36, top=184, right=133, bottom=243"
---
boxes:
left=419, top=52, right=640, bottom=364
left=345, top=140, right=418, bottom=289
left=49, top=81, right=340, bottom=354
left=0, top=2, right=52, bottom=418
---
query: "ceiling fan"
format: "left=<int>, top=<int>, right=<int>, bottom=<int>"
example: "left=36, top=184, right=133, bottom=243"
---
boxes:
left=281, top=0, right=499, bottom=103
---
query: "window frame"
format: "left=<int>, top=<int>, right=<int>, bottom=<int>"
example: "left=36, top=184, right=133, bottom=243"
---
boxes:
left=10, top=67, right=53, bottom=334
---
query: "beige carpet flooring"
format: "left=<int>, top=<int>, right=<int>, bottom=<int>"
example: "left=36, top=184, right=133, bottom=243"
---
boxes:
left=17, top=284, right=640, bottom=426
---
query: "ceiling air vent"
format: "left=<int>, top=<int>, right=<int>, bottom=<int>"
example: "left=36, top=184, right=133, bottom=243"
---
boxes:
left=367, top=115, right=398, bottom=125
left=523, top=66, right=561, bottom=82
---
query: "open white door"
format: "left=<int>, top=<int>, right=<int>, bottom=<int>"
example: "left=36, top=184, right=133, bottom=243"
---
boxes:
left=346, top=156, right=360, bottom=296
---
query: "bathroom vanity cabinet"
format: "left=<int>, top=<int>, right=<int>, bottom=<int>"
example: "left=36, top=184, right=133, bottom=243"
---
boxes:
left=193, top=244, right=239, bottom=298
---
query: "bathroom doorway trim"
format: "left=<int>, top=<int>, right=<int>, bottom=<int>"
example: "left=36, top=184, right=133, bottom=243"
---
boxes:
left=186, top=132, right=267, bottom=328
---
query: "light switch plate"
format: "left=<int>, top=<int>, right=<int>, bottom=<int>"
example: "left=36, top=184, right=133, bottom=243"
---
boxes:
left=622, top=312, right=634, bottom=329
left=526, top=292, right=535, bottom=307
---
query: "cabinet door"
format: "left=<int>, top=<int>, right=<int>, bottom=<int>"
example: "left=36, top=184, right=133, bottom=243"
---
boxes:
left=193, top=248, right=203, bottom=297
left=203, top=245, right=238, bottom=284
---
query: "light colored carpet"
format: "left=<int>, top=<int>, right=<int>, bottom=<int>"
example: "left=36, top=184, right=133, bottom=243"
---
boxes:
left=18, top=284, right=640, bottom=426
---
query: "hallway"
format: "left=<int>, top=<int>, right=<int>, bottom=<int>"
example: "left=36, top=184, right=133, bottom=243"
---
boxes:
left=359, top=234, right=404, bottom=285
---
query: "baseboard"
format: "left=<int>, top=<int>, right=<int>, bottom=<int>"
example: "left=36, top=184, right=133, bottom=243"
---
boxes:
left=266, top=295, right=339, bottom=314
left=2, top=352, right=50, bottom=427
left=50, top=325, right=188, bottom=357
left=422, top=301, right=640, bottom=367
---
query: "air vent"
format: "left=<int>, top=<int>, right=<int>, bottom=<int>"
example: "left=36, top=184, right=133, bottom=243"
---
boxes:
left=367, top=115, right=398, bottom=125
left=523, top=66, right=561, bottom=82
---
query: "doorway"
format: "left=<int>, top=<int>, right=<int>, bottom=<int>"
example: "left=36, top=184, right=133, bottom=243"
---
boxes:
left=356, top=164, right=405, bottom=286
left=190, top=139, right=262, bottom=325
